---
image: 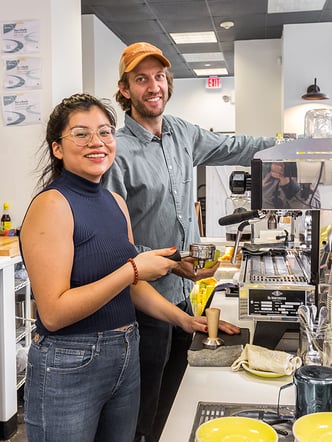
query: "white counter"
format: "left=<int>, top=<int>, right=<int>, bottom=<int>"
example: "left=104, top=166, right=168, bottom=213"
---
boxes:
left=160, top=287, right=296, bottom=441
left=160, top=366, right=295, bottom=441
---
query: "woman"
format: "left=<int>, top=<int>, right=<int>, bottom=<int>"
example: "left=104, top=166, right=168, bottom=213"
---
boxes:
left=20, top=93, right=239, bottom=442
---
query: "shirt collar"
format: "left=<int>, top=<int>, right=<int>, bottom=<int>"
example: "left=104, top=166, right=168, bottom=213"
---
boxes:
left=124, top=112, right=172, bottom=143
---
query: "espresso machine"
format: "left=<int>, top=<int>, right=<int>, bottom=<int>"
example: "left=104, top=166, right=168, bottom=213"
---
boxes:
left=220, top=138, right=332, bottom=349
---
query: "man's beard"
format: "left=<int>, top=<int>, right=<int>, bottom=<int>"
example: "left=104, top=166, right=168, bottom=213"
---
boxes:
left=131, top=96, right=165, bottom=118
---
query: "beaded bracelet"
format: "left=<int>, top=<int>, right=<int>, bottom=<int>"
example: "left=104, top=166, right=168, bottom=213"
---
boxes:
left=127, top=258, right=139, bottom=285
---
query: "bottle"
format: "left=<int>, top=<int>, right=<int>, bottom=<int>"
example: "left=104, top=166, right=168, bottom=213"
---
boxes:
left=1, top=202, right=12, bottom=231
left=275, top=132, right=284, bottom=144
left=267, top=211, right=278, bottom=230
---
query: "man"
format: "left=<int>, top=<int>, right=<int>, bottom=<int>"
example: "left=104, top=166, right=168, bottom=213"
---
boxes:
left=103, top=42, right=275, bottom=442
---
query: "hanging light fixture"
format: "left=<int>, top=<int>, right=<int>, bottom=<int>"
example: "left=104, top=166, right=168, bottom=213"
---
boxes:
left=302, top=78, right=329, bottom=100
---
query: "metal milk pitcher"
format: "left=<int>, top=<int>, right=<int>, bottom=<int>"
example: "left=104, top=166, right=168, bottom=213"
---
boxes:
left=279, top=365, right=332, bottom=418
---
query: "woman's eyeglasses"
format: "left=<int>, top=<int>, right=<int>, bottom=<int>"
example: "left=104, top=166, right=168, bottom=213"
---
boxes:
left=59, top=125, right=116, bottom=146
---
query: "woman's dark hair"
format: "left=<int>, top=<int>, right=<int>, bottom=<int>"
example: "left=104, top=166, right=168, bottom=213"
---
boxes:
left=115, top=70, right=174, bottom=111
left=36, top=93, right=117, bottom=190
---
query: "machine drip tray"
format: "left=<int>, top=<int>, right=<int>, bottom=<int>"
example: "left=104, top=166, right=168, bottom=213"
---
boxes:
left=189, top=401, right=295, bottom=441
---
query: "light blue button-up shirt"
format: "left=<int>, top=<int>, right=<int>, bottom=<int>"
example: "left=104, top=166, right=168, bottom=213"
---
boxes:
left=103, top=112, right=275, bottom=304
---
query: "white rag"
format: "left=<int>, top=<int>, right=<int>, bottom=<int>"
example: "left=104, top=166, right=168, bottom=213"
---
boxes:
left=231, top=344, right=302, bottom=375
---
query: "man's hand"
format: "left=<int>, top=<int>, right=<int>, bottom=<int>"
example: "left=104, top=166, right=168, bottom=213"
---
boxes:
left=171, top=258, right=220, bottom=281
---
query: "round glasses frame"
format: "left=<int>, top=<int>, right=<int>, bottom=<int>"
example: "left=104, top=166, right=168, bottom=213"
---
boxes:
left=59, top=125, right=116, bottom=147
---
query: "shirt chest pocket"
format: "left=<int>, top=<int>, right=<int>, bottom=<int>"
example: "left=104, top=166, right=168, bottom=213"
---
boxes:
left=171, top=146, right=193, bottom=184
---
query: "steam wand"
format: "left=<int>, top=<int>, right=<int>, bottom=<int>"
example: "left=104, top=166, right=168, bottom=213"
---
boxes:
left=231, top=221, right=248, bottom=265
left=231, top=214, right=266, bottom=264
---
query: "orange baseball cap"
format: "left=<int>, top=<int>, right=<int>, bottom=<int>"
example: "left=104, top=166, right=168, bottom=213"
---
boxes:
left=119, top=42, right=171, bottom=77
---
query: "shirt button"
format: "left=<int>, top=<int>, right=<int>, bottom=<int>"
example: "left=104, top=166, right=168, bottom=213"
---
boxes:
left=179, top=215, right=182, bottom=219
left=174, top=190, right=177, bottom=195
left=168, top=165, right=173, bottom=170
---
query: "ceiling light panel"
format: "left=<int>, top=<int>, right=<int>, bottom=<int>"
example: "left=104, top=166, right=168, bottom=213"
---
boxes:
left=170, top=31, right=217, bottom=44
left=268, top=0, right=326, bottom=13
left=182, top=52, right=224, bottom=63
left=194, top=68, right=228, bottom=76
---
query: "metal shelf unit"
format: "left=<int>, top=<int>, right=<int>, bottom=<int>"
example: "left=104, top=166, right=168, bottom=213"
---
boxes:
left=0, top=255, right=33, bottom=440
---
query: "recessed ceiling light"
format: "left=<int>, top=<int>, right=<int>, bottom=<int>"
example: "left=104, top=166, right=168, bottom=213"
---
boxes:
left=268, top=0, right=326, bottom=13
left=194, top=68, right=228, bottom=76
left=182, top=52, right=224, bottom=63
left=170, top=31, right=217, bottom=44
left=220, top=21, right=234, bottom=30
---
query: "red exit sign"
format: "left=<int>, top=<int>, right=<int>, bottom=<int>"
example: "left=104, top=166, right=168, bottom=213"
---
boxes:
left=206, top=76, right=221, bottom=89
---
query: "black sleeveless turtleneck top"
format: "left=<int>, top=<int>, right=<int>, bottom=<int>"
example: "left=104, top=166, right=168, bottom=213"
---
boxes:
left=30, top=169, right=137, bottom=335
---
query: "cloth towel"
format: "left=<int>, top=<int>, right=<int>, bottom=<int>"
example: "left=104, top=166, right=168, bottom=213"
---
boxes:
left=231, top=344, right=302, bottom=375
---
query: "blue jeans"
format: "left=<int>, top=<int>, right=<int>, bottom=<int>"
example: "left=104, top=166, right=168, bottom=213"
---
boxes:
left=24, top=323, right=140, bottom=442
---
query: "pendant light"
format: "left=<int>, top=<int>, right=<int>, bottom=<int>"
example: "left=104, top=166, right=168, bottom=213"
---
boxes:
left=302, top=78, right=329, bottom=100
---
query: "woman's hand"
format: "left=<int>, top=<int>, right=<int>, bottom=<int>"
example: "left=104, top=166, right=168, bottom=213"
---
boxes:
left=133, top=247, right=178, bottom=281
left=181, top=315, right=241, bottom=335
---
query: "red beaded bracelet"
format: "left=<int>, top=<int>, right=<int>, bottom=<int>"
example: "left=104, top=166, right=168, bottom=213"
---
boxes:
left=127, top=258, right=139, bottom=285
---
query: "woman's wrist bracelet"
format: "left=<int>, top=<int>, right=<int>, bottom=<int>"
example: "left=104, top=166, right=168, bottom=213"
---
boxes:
left=127, top=258, right=139, bottom=285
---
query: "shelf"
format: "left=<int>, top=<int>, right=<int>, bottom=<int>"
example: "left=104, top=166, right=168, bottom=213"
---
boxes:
left=16, top=324, right=36, bottom=343
left=16, top=373, right=26, bottom=391
left=14, top=278, right=29, bottom=293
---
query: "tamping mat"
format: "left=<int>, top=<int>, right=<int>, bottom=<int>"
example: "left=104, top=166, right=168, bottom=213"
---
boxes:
left=187, top=328, right=250, bottom=367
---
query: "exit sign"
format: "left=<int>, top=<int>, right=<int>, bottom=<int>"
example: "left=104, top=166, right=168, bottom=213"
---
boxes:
left=206, top=77, right=221, bottom=89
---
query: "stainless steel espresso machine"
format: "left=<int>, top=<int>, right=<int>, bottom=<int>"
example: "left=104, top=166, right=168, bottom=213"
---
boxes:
left=221, top=138, right=332, bottom=349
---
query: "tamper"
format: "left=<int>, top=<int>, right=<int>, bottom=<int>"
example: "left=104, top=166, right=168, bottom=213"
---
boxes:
left=202, top=307, right=224, bottom=349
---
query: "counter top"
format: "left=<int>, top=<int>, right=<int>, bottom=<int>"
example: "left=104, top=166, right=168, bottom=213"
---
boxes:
left=160, top=289, right=296, bottom=441
left=0, top=236, right=19, bottom=257
left=160, top=366, right=295, bottom=441
left=0, top=254, right=21, bottom=270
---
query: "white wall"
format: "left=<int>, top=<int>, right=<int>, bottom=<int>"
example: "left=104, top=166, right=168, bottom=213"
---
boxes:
left=235, top=39, right=282, bottom=137
left=166, top=77, right=235, bottom=132
left=0, top=0, right=83, bottom=229
left=282, top=23, right=332, bottom=135
left=51, top=0, right=83, bottom=104
left=82, top=15, right=126, bottom=127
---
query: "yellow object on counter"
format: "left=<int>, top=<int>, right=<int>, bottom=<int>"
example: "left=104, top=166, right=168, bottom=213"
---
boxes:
left=293, top=412, right=332, bottom=442
left=219, top=246, right=234, bottom=261
left=321, top=224, right=332, bottom=246
left=219, top=246, right=242, bottom=263
left=190, top=277, right=217, bottom=316
left=195, top=416, right=277, bottom=442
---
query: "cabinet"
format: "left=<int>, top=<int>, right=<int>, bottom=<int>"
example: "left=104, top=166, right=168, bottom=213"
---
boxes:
left=0, top=254, right=33, bottom=440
